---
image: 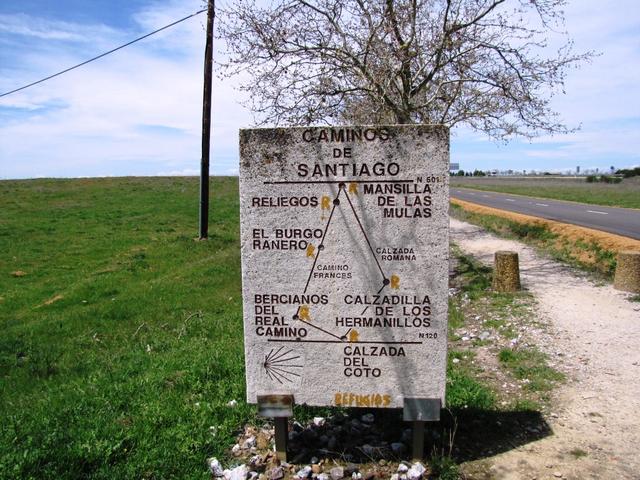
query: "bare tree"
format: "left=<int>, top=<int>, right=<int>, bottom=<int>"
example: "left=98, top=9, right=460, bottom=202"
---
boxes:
left=217, top=0, right=592, bottom=139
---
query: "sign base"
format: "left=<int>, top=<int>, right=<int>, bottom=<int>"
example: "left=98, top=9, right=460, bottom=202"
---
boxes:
left=403, top=398, right=441, bottom=422
left=257, top=394, right=294, bottom=462
left=403, top=398, right=441, bottom=460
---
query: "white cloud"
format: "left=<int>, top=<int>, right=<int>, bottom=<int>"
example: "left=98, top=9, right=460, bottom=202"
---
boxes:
left=1, top=0, right=639, bottom=178
left=0, top=13, right=120, bottom=41
left=451, top=0, right=640, bottom=172
left=156, top=168, right=199, bottom=176
left=0, top=0, right=252, bottom=179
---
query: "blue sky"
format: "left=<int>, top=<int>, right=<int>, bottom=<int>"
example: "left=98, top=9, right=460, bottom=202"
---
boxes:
left=1, top=0, right=639, bottom=179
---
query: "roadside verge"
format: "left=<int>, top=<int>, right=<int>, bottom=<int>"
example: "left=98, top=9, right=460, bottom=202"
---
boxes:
left=450, top=198, right=640, bottom=278
left=450, top=217, right=640, bottom=479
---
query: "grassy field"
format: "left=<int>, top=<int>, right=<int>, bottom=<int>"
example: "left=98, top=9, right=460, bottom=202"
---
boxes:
left=450, top=176, right=640, bottom=209
left=0, top=177, right=252, bottom=478
left=1, top=177, right=557, bottom=479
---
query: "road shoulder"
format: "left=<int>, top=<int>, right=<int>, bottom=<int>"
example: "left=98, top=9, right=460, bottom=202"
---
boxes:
left=451, top=217, right=640, bottom=480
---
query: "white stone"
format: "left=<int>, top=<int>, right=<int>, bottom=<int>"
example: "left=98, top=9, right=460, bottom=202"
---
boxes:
left=227, top=399, right=238, bottom=408
left=228, top=465, right=249, bottom=480
left=231, top=444, right=241, bottom=455
left=407, top=462, right=425, bottom=480
left=243, top=436, right=257, bottom=449
left=329, top=467, right=344, bottom=480
left=297, top=466, right=312, bottom=478
left=240, top=126, right=450, bottom=407
left=208, top=458, right=225, bottom=477
left=397, top=464, right=409, bottom=473
left=313, top=417, right=326, bottom=427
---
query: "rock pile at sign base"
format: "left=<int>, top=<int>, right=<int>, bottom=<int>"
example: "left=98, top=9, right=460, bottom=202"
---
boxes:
left=206, top=413, right=437, bottom=479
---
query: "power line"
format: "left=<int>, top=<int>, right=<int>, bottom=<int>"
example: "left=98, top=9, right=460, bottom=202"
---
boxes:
left=0, top=8, right=207, bottom=98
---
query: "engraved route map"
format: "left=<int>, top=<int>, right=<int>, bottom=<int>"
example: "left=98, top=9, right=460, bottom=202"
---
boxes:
left=239, top=125, right=450, bottom=408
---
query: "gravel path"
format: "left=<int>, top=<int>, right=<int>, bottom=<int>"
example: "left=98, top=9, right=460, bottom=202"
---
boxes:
left=450, top=218, right=640, bottom=480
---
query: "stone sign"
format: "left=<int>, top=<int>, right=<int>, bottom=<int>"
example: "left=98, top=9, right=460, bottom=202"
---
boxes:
left=239, top=125, right=449, bottom=409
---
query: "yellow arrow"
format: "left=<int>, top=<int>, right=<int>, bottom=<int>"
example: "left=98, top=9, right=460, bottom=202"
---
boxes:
left=306, top=243, right=316, bottom=258
left=390, top=274, right=400, bottom=290
left=320, top=195, right=331, bottom=220
left=348, top=182, right=358, bottom=195
left=298, top=305, right=311, bottom=321
left=348, top=329, right=360, bottom=342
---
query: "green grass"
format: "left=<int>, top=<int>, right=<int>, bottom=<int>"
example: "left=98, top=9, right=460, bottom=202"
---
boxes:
left=451, top=177, right=640, bottom=209
left=498, top=348, right=565, bottom=392
left=447, top=299, right=465, bottom=333
left=446, top=351, right=495, bottom=410
left=481, top=293, right=532, bottom=340
left=508, top=222, right=556, bottom=241
left=569, top=448, right=588, bottom=459
left=451, top=248, right=531, bottom=341
left=429, top=453, right=460, bottom=480
left=0, top=177, right=251, bottom=479
left=510, top=399, right=542, bottom=412
left=0, top=177, right=499, bottom=479
left=447, top=250, right=497, bottom=411
left=453, top=250, right=492, bottom=300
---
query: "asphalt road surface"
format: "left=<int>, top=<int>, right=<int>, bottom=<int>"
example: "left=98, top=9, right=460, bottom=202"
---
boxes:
left=451, top=188, right=640, bottom=240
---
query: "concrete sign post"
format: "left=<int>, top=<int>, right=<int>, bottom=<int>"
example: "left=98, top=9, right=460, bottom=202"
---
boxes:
left=239, top=125, right=449, bottom=459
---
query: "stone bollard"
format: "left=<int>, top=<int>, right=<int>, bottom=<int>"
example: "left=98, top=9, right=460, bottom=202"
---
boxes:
left=613, top=251, right=640, bottom=293
left=493, top=251, right=521, bottom=292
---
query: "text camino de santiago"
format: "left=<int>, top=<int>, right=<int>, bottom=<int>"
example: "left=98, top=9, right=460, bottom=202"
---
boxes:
left=251, top=128, right=438, bottom=253
left=297, top=127, right=398, bottom=178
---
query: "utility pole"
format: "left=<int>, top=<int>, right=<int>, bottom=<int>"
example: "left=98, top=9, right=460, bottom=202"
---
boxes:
left=199, top=0, right=214, bottom=239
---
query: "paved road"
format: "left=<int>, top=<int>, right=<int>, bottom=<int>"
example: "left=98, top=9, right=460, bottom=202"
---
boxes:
left=451, top=188, right=640, bottom=240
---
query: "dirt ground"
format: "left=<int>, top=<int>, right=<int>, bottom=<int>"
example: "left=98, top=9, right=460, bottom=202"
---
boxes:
left=450, top=218, right=640, bottom=480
